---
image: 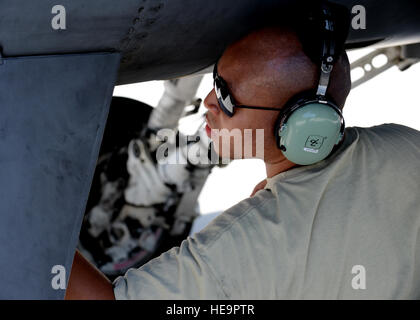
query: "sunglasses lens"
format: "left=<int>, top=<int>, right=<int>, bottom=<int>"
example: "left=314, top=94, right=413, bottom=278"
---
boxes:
left=213, top=65, right=235, bottom=117
left=214, top=80, right=234, bottom=117
left=218, top=99, right=234, bottom=117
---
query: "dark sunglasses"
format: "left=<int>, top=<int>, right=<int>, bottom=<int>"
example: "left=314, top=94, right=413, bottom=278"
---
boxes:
left=213, top=63, right=281, bottom=117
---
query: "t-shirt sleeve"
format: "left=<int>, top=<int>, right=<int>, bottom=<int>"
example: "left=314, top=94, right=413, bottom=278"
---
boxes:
left=112, top=236, right=228, bottom=299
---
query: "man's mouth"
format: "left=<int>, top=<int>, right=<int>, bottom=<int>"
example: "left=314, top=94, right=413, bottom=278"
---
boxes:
left=205, top=114, right=213, bottom=138
left=205, top=123, right=212, bottom=137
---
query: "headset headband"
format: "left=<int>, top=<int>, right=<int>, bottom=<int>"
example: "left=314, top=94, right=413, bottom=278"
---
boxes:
left=315, top=3, right=335, bottom=98
left=293, top=0, right=350, bottom=98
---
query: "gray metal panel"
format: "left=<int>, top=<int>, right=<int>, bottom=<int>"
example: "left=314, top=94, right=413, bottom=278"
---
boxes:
left=0, top=0, right=140, bottom=55
left=1, top=0, right=419, bottom=84
left=0, top=52, right=120, bottom=299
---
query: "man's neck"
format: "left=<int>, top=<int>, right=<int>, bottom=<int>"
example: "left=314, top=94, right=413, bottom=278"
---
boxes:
left=264, top=157, right=299, bottom=178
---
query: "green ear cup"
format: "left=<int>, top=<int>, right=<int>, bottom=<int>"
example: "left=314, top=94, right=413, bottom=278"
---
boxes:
left=278, top=103, right=343, bottom=165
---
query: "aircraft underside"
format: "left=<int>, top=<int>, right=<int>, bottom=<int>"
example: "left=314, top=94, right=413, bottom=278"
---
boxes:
left=0, top=0, right=419, bottom=298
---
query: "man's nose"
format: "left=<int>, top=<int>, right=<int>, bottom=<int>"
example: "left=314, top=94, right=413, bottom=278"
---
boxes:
left=203, top=89, right=220, bottom=116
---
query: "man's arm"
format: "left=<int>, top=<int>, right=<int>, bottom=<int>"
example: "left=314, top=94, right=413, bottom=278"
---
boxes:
left=65, top=250, right=115, bottom=300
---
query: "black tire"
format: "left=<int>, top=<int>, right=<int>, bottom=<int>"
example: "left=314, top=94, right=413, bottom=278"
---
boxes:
left=80, top=97, right=154, bottom=276
left=79, top=96, right=193, bottom=280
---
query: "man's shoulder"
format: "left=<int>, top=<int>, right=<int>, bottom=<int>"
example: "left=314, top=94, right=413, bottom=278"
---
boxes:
left=352, top=123, right=420, bottom=161
left=353, top=123, right=420, bottom=143
left=191, top=190, right=276, bottom=249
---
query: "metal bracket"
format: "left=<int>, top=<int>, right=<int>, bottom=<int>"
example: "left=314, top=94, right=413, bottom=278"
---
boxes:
left=350, top=46, right=420, bottom=89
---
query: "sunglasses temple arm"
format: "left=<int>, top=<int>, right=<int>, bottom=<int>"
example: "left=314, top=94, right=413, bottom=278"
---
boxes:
left=235, top=105, right=280, bottom=111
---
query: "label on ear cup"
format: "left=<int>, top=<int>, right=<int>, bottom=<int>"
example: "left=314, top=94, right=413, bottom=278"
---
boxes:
left=305, top=135, right=326, bottom=149
left=303, top=147, right=319, bottom=154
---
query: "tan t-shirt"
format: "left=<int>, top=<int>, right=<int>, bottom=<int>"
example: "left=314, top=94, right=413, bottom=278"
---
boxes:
left=113, top=123, right=420, bottom=299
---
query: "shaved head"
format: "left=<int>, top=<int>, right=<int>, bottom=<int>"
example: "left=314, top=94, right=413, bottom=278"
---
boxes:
left=217, top=26, right=351, bottom=110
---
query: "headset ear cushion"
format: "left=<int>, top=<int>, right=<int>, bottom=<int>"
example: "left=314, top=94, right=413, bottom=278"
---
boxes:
left=274, top=90, right=319, bottom=148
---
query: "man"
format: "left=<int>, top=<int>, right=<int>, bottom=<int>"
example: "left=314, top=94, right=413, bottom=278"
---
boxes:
left=65, top=26, right=420, bottom=299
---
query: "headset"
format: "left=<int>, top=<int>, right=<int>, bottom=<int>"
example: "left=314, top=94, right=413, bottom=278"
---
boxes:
left=274, top=1, right=349, bottom=165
